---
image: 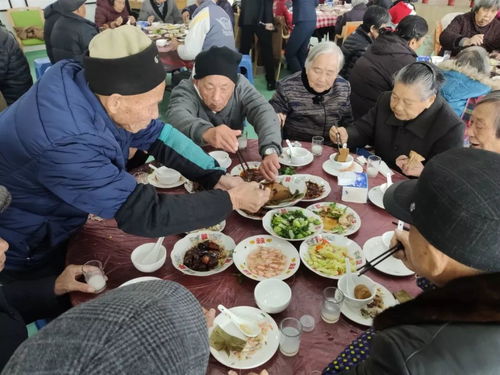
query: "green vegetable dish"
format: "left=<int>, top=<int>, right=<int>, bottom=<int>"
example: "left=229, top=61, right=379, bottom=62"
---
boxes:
left=271, top=210, right=321, bottom=239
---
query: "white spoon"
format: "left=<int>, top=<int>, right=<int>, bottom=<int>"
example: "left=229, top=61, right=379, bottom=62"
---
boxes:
left=217, top=304, right=260, bottom=338
left=141, top=237, right=165, bottom=265
left=286, top=139, right=294, bottom=158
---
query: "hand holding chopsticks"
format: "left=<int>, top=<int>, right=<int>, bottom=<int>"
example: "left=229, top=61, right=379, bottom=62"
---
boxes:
left=357, top=242, right=404, bottom=276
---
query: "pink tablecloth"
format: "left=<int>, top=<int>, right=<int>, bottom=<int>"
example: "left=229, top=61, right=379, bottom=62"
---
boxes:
left=67, top=140, right=420, bottom=375
left=316, top=12, right=339, bottom=29
left=156, top=44, right=193, bottom=73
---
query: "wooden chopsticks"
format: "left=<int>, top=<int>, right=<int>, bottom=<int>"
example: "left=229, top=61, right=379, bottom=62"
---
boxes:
left=357, top=243, right=404, bottom=276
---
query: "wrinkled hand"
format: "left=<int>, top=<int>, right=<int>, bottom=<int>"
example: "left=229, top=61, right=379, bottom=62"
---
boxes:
left=260, top=153, right=280, bottom=181
left=277, top=113, right=287, bottom=127
left=128, top=16, right=136, bottom=25
left=147, top=15, right=155, bottom=24
left=169, top=38, right=179, bottom=50
left=228, top=182, right=271, bottom=212
left=0, top=238, right=8, bottom=272
left=464, top=34, right=484, bottom=46
left=202, top=125, right=241, bottom=153
left=182, top=11, right=190, bottom=24
left=113, top=16, right=123, bottom=27
left=395, top=155, right=424, bottom=177
left=329, top=126, right=348, bottom=145
left=263, top=23, right=275, bottom=31
left=214, top=175, right=245, bottom=190
left=202, top=307, right=216, bottom=328
left=391, top=229, right=416, bottom=271
left=54, top=264, right=100, bottom=296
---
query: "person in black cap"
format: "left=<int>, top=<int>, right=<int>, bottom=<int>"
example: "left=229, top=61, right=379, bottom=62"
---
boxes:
left=167, top=46, right=282, bottom=181
left=0, top=26, right=270, bottom=281
left=323, top=147, right=500, bottom=374
left=44, top=0, right=99, bottom=63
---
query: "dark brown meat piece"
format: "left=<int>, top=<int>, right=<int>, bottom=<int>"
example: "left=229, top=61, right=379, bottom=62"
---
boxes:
left=183, top=240, right=222, bottom=271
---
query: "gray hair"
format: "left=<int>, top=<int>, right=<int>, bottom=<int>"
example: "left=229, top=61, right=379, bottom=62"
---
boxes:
left=305, top=41, right=344, bottom=73
left=352, top=0, right=369, bottom=6
left=473, top=0, right=500, bottom=11
left=455, top=46, right=491, bottom=75
left=394, top=62, right=445, bottom=100
left=477, top=90, right=500, bottom=138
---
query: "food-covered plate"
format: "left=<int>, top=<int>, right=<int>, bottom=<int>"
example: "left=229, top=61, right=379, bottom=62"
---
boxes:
left=233, top=234, right=300, bottom=281
left=235, top=207, right=270, bottom=221
left=230, top=161, right=263, bottom=182
left=295, top=174, right=331, bottom=202
left=262, top=206, right=323, bottom=242
left=171, top=231, right=235, bottom=276
left=186, top=220, right=226, bottom=234
left=299, top=234, right=365, bottom=280
left=306, top=202, right=361, bottom=236
left=264, top=175, right=306, bottom=209
left=209, top=306, right=279, bottom=369
left=363, top=236, right=414, bottom=277
left=341, top=283, right=397, bottom=326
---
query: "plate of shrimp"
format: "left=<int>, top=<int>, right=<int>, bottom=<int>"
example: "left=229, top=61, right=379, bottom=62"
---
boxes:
left=232, top=235, right=300, bottom=281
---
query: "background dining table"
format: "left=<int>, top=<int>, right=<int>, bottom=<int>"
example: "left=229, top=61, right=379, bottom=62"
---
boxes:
left=67, top=140, right=421, bottom=375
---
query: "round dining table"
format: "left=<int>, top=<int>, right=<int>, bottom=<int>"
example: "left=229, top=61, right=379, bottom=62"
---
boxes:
left=66, top=140, right=420, bottom=375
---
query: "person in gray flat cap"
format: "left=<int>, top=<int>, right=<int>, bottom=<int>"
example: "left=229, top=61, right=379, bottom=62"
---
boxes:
left=323, top=147, right=500, bottom=374
left=2, top=281, right=211, bottom=374
left=44, top=0, right=99, bottom=63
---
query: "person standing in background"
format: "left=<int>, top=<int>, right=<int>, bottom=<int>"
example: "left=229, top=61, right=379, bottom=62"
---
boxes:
left=285, top=0, right=318, bottom=73
left=239, top=0, right=276, bottom=90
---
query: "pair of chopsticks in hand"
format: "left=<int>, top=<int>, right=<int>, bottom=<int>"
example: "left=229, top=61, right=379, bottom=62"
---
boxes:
left=357, top=242, right=404, bottom=276
left=235, top=149, right=250, bottom=179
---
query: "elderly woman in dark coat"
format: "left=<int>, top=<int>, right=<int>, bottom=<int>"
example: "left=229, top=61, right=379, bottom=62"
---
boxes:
left=270, top=41, right=353, bottom=145
left=349, top=15, right=428, bottom=119
left=439, top=0, right=500, bottom=56
left=331, top=62, right=464, bottom=177
left=95, top=0, right=135, bottom=29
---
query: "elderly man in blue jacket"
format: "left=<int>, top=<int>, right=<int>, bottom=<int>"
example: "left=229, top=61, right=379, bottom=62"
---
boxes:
left=0, top=25, right=270, bottom=282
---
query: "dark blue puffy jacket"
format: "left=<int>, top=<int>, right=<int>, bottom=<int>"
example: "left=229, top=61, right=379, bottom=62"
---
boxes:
left=0, top=60, right=223, bottom=272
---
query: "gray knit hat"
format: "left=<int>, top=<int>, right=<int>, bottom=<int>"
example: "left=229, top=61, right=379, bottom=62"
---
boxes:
left=383, top=148, right=500, bottom=272
left=2, top=281, right=210, bottom=374
left=58, top=0, right=86, bottom=12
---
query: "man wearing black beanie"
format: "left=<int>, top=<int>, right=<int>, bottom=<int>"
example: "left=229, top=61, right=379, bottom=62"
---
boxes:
left=167, top=46, right=282, bottom=181
left=0, top=26, right=270, bottom=280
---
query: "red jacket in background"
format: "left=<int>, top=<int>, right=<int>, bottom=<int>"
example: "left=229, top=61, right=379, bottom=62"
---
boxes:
left=95, top=0, right=131, bottom=29
left=274, top=0, right=293, bottom=29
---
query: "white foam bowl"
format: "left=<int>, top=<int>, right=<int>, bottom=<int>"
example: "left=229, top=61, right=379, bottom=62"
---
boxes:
left=155, top=166, right=181, bottom=185
left=338, top=274, right=376, bottom=308
left=131, top=243, right=167, bottom=273
left=289, top=147, right=310, bottom=164
left=254, top=278, right=292, bottom=314
left=329, top=153, right=354, bottom=170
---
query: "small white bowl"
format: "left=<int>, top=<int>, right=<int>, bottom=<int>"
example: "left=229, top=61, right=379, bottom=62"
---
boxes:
left=290, top=147, right=310, bottom=165
left=131, top=243, right=167, bottom=273
left=156, top=39, right=169, bottom=48
left=209, top=151, right=231, bottom=169
left=338, top=274, right=376, bottom=308
left=154, top=166, right=181, bottom=185
left=381, top=231, right=394, bottom=249
left=254, top=278, right=292, bottom=313
left=329, top=153, right=354, bottom=170
left=151, top=21, right=161, bottom=27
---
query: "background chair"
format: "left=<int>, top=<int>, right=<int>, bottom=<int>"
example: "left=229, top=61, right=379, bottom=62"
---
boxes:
left=335, top=21, right=362, bottom=46
left=6, top=7, right=45, bottom=49
left=433, top=12, right=463, bottom=55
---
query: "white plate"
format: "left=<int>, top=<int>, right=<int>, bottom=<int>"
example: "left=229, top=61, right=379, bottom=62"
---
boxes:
left=322, top=160, right=363, bottom=177
left=171, top=231, right=235, bottom=276
left=279, top=147, right=314, bottom=167
left=208, top=151, right=232, bottom=169
left=363, top=236, right=414, bottom=277
left=148, top=174, right=186, bottom=189
left=235, top=208, right=269, bottom=221
left=230, top=161, right=262, bottom=178
left=299, top=234, right=365, bottom=280
left=306, top=202, right=361, bottom=236
left=296, top=174, right=332, bottom=202
left=119, top=276, right=161, bottom=287
left=368, top=184, right=386, bottom=209
left=209, top=306, right=279, bottom=370
left=233, top=234, right=300, bottom=281
left=186, top=220, right=226, bottom=234
left=262, top=206, right=323, bottom=242
left=341, top=283, right=397, bottom=326
left=264, top=175, right=307, bottom=209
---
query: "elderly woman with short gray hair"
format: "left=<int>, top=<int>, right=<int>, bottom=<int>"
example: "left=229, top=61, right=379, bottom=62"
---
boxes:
left=439, top=0, right=500, bottom=56
left=269, top=42, right=353, bottom=145
left=439, top=46, right=500, bottom=118
left=331, top=62, right=464, bottom=176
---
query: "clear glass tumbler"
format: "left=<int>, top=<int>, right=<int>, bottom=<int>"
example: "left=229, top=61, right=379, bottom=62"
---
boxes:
left=279, top=317, right=302, bottom=356
left=321, top=287, right=344, bottom=323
